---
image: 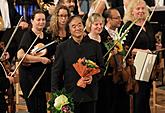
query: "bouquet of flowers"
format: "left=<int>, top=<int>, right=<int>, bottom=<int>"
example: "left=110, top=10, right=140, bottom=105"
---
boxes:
left=48, top=89, right=74, bottom=113
left=73, top=58, right=100, bottom=77
left=103, top=20, right=137, bottom=75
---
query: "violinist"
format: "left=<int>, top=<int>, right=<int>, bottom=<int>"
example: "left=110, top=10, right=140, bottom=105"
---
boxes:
left=17, top=9, right=55, bottom=113
left=0, top=48, right=14, bottom=113
left=0, top=0, right=28, bottom=39
left=99, top=8, right=130, bottom=113
left=122, top=0, right=159, bottom=113
left=0, top=0, right=28, bottom=62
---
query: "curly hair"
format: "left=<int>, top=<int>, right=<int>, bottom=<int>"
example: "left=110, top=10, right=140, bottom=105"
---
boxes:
left=48, top=5, right=70, bottom=39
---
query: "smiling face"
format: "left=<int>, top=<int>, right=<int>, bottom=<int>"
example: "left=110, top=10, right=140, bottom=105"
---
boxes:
left=69, top=17, right=84, bottom=39
left=90, top=17, right=104, bottom=35
left=109, top=9, right=122, bottom=29
left=31, top=13, right=46, bottom=31
left=131, top=2, right=146, bottom=20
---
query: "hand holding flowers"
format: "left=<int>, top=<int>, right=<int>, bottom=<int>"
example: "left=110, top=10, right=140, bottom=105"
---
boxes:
left=77, top=76, right=93, bottom=88
left=73, top=58, right=100, bottom=88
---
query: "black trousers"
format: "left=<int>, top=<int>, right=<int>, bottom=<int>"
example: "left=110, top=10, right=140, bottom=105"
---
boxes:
left=74, top=101, right=96, bottom=113
left=111, top=83, right=130, bottom=113
left=96, top=76, right=114, bottom=113
left=134, top=81, right=151, bottom=113
left=24, top=89, right=47, bottom=113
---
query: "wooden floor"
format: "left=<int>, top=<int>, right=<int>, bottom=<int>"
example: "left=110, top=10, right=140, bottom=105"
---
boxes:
left=15, top=74, right=165, bottom=113
left=15, top=90, right=165, bottom=113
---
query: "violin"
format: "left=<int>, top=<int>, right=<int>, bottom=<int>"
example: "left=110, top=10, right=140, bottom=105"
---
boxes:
left=30, top=40, right=58, bottom=57
left=108, top=45, right=138, bottom=94
left=31, top=43, right=47, bottom=57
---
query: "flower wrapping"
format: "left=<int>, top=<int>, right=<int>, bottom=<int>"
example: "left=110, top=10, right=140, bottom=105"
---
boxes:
left=73, top=58, right=100, bottom=77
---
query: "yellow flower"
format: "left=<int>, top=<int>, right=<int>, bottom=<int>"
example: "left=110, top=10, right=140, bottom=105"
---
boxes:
left=114, top=40, right=123, bottom=52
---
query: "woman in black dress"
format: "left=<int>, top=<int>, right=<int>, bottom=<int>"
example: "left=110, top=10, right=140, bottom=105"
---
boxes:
left=123, top=0, right=158, bottom=113
left=17, top=10, right=55, bottom=113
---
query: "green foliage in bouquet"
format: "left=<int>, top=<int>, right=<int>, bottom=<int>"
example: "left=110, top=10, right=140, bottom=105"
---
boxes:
left=103, top=20, right=138, bottom=75
left=48, top=89, right=74, bottom=113
left=82, top=58, right=99, bottom=68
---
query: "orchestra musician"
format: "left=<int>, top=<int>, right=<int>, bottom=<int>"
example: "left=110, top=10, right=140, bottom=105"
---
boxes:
left=122, top=0, right=160, bottom=113
left=17, top=9, right=55, bottom=113
left=0, top=49, right=14, bottom=113
left=99, top=8, right=131, bottom=113
left=48, top=5, right=71, bottom=42
left=0, top=0, right=28, bottom=63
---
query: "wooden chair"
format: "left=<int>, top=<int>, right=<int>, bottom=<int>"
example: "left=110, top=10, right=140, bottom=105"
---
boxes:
left=15, top=78, right=28, bottom=112
left=14, top=61, right=28, bottom=112
left=152, top=81, right=165, bottom=113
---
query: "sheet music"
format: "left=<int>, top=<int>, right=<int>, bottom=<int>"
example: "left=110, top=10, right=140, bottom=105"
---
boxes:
left=134, top=51, right=157, bottom=82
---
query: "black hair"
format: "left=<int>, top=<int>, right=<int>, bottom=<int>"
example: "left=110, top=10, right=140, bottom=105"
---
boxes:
left=103, top=8, right=118, bottom=23
left=65, top=15, right=82, bottom=33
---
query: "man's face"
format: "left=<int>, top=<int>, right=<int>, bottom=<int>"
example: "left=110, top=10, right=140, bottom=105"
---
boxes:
left=62, top=0, right=75, bottom=12
left=109, top=10, right=122, bottom=29
left=69, top=17, right=84, bottom=38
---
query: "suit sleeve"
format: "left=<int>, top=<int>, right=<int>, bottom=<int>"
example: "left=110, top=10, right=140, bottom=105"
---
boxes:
left=51, top=45, right=64, bottom=92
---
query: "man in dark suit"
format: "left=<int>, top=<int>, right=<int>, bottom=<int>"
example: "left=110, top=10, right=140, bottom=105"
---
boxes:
left=97, top=8, right=129, bottom=113
left=51, top=16, right=104, bottom=113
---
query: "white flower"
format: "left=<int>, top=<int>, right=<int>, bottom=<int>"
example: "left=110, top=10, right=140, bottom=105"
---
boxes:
left=54, top=94, right=69, bottom=110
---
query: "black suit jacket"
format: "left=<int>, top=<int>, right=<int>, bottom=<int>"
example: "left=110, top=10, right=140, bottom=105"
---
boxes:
left=51, top=36, right=104, bottom=102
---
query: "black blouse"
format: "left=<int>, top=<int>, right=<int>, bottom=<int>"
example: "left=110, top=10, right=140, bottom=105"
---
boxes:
left=123, top=21, right=156, bottom=51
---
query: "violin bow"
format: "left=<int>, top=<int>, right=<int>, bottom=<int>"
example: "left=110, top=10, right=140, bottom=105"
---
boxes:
left=123, top=1, right=159, bottom=62
left=10, top=35, right=39, bottom=77
left=0, top=16, right=23, bottom=60
left=33, top=40, right=58, bottom=53
left=28, top=67, right=47, bottom=98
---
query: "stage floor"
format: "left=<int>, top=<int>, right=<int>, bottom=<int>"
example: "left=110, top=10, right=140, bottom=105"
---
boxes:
left=15, top=92, right=165, bottom=113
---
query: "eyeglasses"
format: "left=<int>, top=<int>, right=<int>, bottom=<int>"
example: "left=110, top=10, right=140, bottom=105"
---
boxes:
left=58, top=14, right=68, bottom=18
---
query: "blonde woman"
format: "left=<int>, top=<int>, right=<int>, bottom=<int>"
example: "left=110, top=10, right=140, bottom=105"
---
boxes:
left=122, top=0, right=159, bottom=113
left=86, top=13, right=104, bottom=43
